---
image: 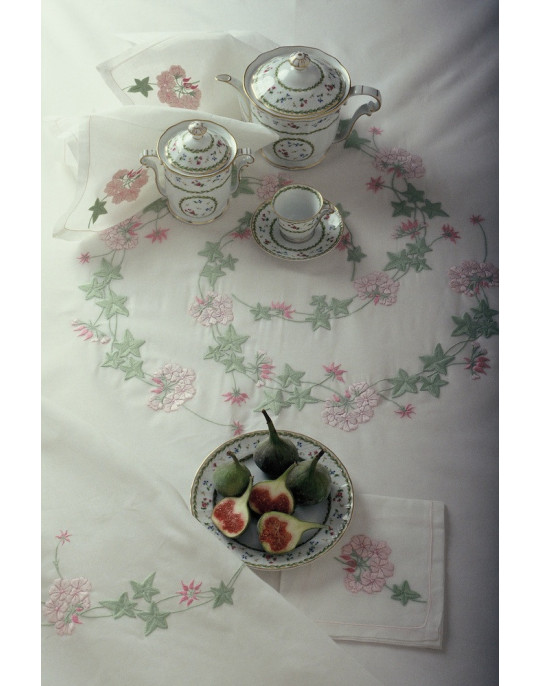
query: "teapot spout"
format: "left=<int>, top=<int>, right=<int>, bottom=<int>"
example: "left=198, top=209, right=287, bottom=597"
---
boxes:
left=140, top=149, right=167, bottom=197
left=216, top=74, right=252, bottom=122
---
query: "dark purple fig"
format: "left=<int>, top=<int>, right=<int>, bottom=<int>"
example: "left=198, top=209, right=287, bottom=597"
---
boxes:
left=248, top=464, right=295, bottom=515
left=211, top=476, right=253, bottom=538
left=285, top=449, right=331, bottom=505
left=213, top=451, right=252, bottom=497
left=257, top=511, right=324, bottom=554
left=253, top=410, right=300, bottom=478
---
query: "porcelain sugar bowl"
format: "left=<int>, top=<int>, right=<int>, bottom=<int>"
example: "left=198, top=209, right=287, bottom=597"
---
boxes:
left=140, top=120, right=254, bottom=224
left=216, top=46, right=381, bottom=169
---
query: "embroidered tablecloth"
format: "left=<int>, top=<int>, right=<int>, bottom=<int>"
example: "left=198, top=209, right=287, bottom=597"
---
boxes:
left=42, top=2, right=498, bottom=685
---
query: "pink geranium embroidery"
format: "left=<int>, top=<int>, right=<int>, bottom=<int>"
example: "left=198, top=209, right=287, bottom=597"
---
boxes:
left=104, top=168, right=148, bottom=204
left=233, top=421, right=244, bottom=436
left=392, top=219, right=423, bottom=239
left=322, top=382, right=380, bottom=431
left=253, top=351, right=275, bottom=386
left=44, top=577, right=92, bottom=635
left=100, top=216, right=142, bottom=250
left=464, top=343, right=491, bottom=380
left=470, top=214, right=485, bottom=225
left=189, top=292, right=234, bottom=326
left=395, top=403, right=415, bottom=418
left=369, top=126, right=383, bottom=135
left=442, top=224, right=460, bottom=243
left=223, top=389, right=249, bottom=405
left=156, top=65, right=202, bottom=109
left=336, top=230, right=352, bottom=251
left=270, top=301, right=295, bottom=319
left=78, top=252, right=90, bottom=264
left=176, top=580, right=202, bottom=607
left=374, top=147, right=425, bottom=179
left=145, top=228, right=170, bottom=243
left=71, top=320, right=111, bottom=344
left=256, top=174, right=293, bottom=200
left=337, top=534, right=394, bottom=595
left=448, top=260, right=499, bottom=296
left=324, top=363, right=347, bottom=382
left=55, top=530, right=71, bottom=545
left=366, top=176, right=384, bottom=193
left=353, top=271, right=400, bottom=306
left=148, top=364, right=196, bottom=412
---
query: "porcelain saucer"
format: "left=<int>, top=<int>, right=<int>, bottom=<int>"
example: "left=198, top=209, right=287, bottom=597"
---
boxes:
left=251, top=199, right=344, bottom=261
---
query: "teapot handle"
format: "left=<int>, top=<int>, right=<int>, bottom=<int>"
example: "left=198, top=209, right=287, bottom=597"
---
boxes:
left=231, top=148, right=255, bottom=194
left=334, top=85, right=382, bottom=144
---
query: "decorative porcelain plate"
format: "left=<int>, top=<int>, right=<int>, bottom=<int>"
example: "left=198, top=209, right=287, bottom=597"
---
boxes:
left=190, top=430, right=354, bottom=570
left=251, top=200, right=344, bottom=261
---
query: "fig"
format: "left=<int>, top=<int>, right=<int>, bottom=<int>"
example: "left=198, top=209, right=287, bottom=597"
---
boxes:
left=257, top=511, right=324, bottom=554
left=286, top=449, right=331, bottom=505
left=213, top=451, right=252, bottom=496
left=248, top=464, right=295, bottom=515
left=253, top=409, right=300, bottom=478
left=211, top=476, right=253, bottom=538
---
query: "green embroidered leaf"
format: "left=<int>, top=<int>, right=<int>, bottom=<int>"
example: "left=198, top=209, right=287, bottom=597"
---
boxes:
left=419, top=373, right=448, bottom=398
left=130, top=573, right=160, bottom=602
left=335, top=203, right=351, bottom=221
left=384, top=250, right=411, bottom=272
left=210, top=581, right=235, bottom=608
left=391, top=200, right=414, bottom=217
left=389, top=369, right=419, bottom=397
left=402, top=183, right=425, bottom=204
left=233, top=177, right=255, bottom=197
left=330, top=297, right=354, bottom=317
left=137, top=602, right=170, bottom=635
left=143, top=197, right=168, bottom=214
left=288, top=387, right=319, bottom=410
left=95, top=290, right=129, bottom=319
left=89, top=198, right=108, bottom=224
left=198, top=241, right=224, bottom=262
left=422, top=199, right=449, bottom=219
left=277, top=364, right=305, bottom=388
left=250, top=303, right=272, bottom=320
left=101, top=350, right=123, bottom=369
left=305, top=310, right=332, bottom=330
left=470, top=299, right=499, bottom=338
left=310, top=295, right=328, bottom=309
left=406, top=237, right=432, bottom=259
left=99, top=592, right=138, bottom=619
left=221, top=254, right=239, bottom=271
left=451, top=313, right=479, bottom=339
left=343, top=130, right=371, bottom=150
left=347, top=246, right=367, bottom=263
left=204, top=345, right=226, bottom=362
left=215, top=325, right=249, bottom=353
left=419, top=344, right=455, bottom=375
left=94, top=258, right=123, bottom=283
left=200, top=262, right=226, bottom=287
left=114, top=329, right=145, bottom=358
left=254, top=389, right=291, bottom=415
left=120, top=358, right=145, bottom=380
left=222, top=353, right=247, bottom=374
left=128, top=77, right=153, bottom=97
left=390, top=581, right=423, bottom=606
left=79, top=279, right=106, bottom=300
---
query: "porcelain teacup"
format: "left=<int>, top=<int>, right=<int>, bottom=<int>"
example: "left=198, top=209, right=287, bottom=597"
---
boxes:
left=272, top=184, right=335, bottom=243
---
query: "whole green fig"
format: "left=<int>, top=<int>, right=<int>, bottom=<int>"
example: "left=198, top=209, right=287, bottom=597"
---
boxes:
left=253, top=410, right=300, bottom=478
left=213, top=451, right=252, bottom=497
left=285, top=449, right=331, bottom=505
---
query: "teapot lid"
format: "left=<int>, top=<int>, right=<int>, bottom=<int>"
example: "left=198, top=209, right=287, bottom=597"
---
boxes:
left=159, top=120, right=235, bottom=175
left=245, top=46, right=350, bottom=118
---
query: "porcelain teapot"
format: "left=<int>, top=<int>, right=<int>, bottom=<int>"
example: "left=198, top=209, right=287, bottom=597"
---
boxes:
left=216, top=45, right=381, bottom=169
left=140, top=119, right=254, bottom=224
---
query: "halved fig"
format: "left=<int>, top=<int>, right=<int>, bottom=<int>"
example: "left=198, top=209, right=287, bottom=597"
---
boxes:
left=248, top=464, right=295, bottom=515
left=257, top=511, right=324, bottom=554
left=211, top=476, right=253, bottom=538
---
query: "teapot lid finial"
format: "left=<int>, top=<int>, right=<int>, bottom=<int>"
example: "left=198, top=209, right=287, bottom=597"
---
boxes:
left=289, top=52, right=311, bottom=70
left=187, top=121, right=208, bottom=140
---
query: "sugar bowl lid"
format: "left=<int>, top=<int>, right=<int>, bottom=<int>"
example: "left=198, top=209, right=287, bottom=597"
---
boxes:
left=158, top=120, right=236, bottom=175
left=244, top=46, right=350, bottom=118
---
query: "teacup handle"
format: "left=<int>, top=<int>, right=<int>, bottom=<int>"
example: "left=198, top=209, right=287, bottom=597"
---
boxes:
left=334, top=85, right=382, bottom=144
left=316, top=200, right=336, bottom=222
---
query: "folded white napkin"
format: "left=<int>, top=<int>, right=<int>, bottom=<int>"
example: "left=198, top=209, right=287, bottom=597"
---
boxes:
left=278, top=493, right=445, bottom=648
left=97, top=31, right=278, bottom=120
left=50, top=106, right=278, bottom=237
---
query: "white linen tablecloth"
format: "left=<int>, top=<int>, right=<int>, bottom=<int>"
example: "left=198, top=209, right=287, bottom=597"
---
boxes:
left=42, top=2, right=498, bottom=685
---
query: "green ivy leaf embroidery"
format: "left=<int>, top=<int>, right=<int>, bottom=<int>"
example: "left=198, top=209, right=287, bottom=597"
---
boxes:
left=390, top=581, right=423, bottom=605
left=288, top=386, right=319, bottom=410
left=389, top=369, right=420, bottom=397
left=137, top=602, right=170, bottom=635
left=198, top=241, right=224, bottom=262
left=99, top=592, right=138, bottom=619
left=343, top=130, right=371, bottom=150
left=390, top=200, right=414, bottom=217
left=88, top=198, right=108, bottom=224
left=200, top=262, right=226, bottom=287
left=130, top=573, right=160, bottom=602
left=419, top=343, right=455, bottom=375
left=330, top=297, right=354, bottom=317
left=250, top=303, right=272, bottom=320
left=222, top=353, right=247, bottom=374
left=120, top=358, right=145, bottom=380
left=402, top=183, right=425, bottom=204
left=384, top=249, right=412, bottom=272
left=95, top=290, right=130, bottom=319
left=419, top=373, right=448, bottom=398
left=210, top=581, right=235, bottom=608
left=421, top=199, right=449, bottom=219
left=101, top=350, right=123, bottom=369
left=305, top=309, right=332, bottom=331
left=114, top=329, right=145, bottom=358
left=143, top=197, right=168, bottom=214
left=277, top=364, right=305, bottom=388
left=79, top=278, right=107, bottom=300
left=128, top=77, right=153, bottom=97
left=215, top=325, right=249, bottom=353
left=254, top=389, right=292, bottom=415
left=94, top=258, right=123, bottom=283
left=347, top=245, right=367, bottom=263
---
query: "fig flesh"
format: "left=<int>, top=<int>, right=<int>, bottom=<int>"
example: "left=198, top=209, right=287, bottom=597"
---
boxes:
left=253, top=409, right=300, bottom=478
left=248, top=464, right=295, bottom=515
left=257, top=511, right=324, bottom=554
left=285, top=449, right=331, bottom=505
left=211, top=476, right=253, bottom=538
left=213, top=451, right=252, bottom=496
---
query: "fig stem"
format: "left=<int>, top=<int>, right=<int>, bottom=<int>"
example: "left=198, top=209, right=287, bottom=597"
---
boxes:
left=309, top=449, right=325, bottom=474
left=261, top=409, right=279, bottom=443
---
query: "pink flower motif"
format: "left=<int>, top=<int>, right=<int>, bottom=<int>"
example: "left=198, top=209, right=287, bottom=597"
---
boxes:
left=395, top=403, right=415, bottom=418
left=253, top=351, right=275, bottom=386
left=353, top=271, right=400, bottom=306
left=366, top=176, right=384, bottom=193
left=189, top=292, right=234, bottom=326
left=233, top=421, right=244, bottom=436
left=104, top=168, right=148, bottom=204
left=392, top=219, right=423, bottom=239
left=78, top=252, right=90, bottom=264
left=145, top=227, right=170, bottom=243
left=369, top=126, right=383, bottom=135
left=324, top=363, right=347, bottom=382
left=321, top=382, right=379, bottom=431
left=55, top=530, right=71, bottom=545
left=231, top=226, right=252, bottom=239
left=100, top=216, right=142, bottom=250
left=156, top=65, right=202, bottom=109
left=44, top=577, right=92, bottom=635
left=336, top=230, right=352, bottom=251
left=448, top=260, right=499, bottom=296
left=464, top=343, right=491, bottom=380
left=442, top=224, right=460, bottom=243
left=256, top=174, right=293, bottom=200
left=223, top=389, right=249, bottom=405
left=176, top=580, right=202, bottom=607
left=338, top=534, right=394, bottom=595
left=270, top=301, right=295, bottom=319
left=374, top=147, right=425, bottom=179
left=470, top=214, right=485, bottom=225
left=148, top=364, right=196, bottom=412
left=71, top=320, right=111, bottom=344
